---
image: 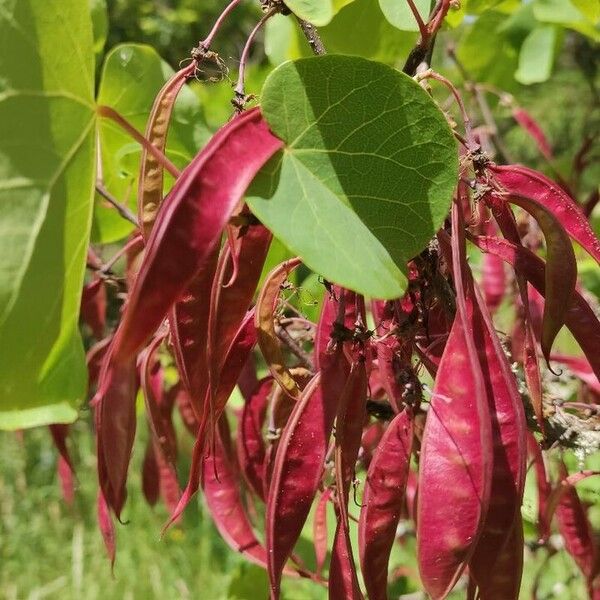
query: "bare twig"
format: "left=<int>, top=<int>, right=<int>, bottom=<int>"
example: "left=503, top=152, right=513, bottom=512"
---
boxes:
left=275, top=321, right=314, bottom=371
left=296, top=16, right=326, bottom=55
left=233, top=7, right=278, bottom=111
left=403, top=0, right=452, bottom=75
left=95, top=183, right=139, bottom=227
left=447, top=45, right=514, bottom=163
left=97, top=105, right=180, bottom=178
left=197, top=0, right=243, bottom=50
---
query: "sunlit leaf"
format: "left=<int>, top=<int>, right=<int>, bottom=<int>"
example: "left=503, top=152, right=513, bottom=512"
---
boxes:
left=249, top=56, right=457, bottom=299
left=0, top=0, right=96, bottom=428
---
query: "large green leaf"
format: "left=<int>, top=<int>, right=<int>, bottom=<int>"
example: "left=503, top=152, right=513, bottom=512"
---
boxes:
left=90, top=0, right=108, bottom=56
left=249, top=56, right=457, bottom=300
left=534, top=0, right=600, bottom=40
left=285, top=0, right=334, bottom=26
left=456, top=12, right=519, bottom=89
left=0, top=0, right=96, bottom=428
left=515, top=25, right=557, bottom=84
left=94, top=44, right=209, bottom=243
left=320, top=0, right=417, bottom=62
left=379, top=0, right=430, bottom=32
left=264, top=0, right=417, bottom=66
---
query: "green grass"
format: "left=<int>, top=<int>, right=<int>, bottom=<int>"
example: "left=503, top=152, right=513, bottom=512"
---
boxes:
left=0, top=415, right=594, bottom=599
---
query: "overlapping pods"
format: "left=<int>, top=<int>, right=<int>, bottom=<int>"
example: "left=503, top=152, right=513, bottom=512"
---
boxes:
left=94, top=108, right=283, bottom=519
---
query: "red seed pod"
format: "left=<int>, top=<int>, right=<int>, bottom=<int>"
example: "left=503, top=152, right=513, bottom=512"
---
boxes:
left=358, top=409, right=414, bottom=600
left=80, top=277, right=106, bottom=339
left=417, top=317, right=492, bottom=599
left=329, top=520, right=364, bottom=600
left=255, top=258, right=303, bottom=399
left=95, top=109, right=282, bottom=518
left=201, top=417, right=274, bottom=570
left=468, top=285, right=527, bottom=598
left=86, top=336, right=112, bottom=391
left=236, top=377, right=272, bottom=501
left=527, top=433, right=551, bottom=543
left=49, top=424, right=74, bottom=473
left=112, top=108, right=282, bottom=364
left=266, top=345, right=348, bottom=599
left=140, top=337, right=177, bottom=467
left=471, top=235, right=600, bottom=380
left=512, top=107, right=553, bottom=160
left=483, top=182, right=577, bottom=362
left=97, top=490, right=116, bottom=568
left=141, top=441, right=160, bottom=507
left=482, top=249, right=506, bottom=313
left=329, top=359, right=368, bottom=600
left=555, top=462, right=598, bottom=582
left=488, top=164, right=600, bottom=265
left=95, top=359, right=138, bottom=518
left=169, top=245, right=220, bottom=420
left=50, top=424, right=75, bottom=505
left=164, top=311, right=257, bottom=527
left=313, top=488, right=332, bottom=577
left=208, top=217, right=272, bottom=399
left=57, top=454, right=75, bottom=506
left=417, top=203, right=493, bottom=600
left=138, top=63, right=196, bottom=239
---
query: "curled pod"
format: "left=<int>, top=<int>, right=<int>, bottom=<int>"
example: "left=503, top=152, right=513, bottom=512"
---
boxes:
left=471, top=235, right=600, bottom=381
left=255, top=257, right=302, bottom=399
left=488, top=164, right=600, bottom=265
left=138, top=63, right=196, bottom=238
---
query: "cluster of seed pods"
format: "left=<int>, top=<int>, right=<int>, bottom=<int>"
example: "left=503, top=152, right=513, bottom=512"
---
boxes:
left=56, top=47, right=600, bottom=599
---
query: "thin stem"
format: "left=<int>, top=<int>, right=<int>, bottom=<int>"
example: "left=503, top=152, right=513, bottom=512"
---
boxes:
left=100, top=234, right=144, bottom=273
left=199, top=0, right=243, bottom=50
left=406, top=0, right=428, bottom=39
left=97, top=106, right=180, bottom=179
left=446, top=45, right=514, bottom=163
left=417, top=69, right=473, bottom=141
left=95, top=183, right=139, bottom=227
left=296, top=16, right=326, bottom=55
left=275, top=322, right=314, bottom=371
left=233, top=7, right=277, bottom=103
left=403, top=0, right=449, bottom=75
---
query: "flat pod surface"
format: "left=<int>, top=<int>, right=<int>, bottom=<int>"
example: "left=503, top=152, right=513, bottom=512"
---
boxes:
left=249, top=55, right=458, bottom=299
left=416, top=310, right=492, bottom=599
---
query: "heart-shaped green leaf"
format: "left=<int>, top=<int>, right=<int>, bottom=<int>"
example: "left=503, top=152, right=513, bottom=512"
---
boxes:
left=248, top=56, right=458, bottom=299
left=0, top=0, right=96, bottom=428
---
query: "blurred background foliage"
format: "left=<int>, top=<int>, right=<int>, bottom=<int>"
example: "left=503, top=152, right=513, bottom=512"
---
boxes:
left=2, top=0, right=599, bottom=598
